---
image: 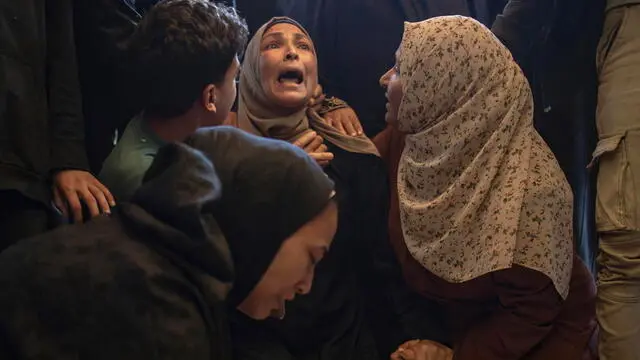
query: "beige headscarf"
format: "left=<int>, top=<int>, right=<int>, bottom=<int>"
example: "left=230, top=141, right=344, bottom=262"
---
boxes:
left=237, top=17, right=379, bottom=157
left=397, top=16, right=573, bottom=298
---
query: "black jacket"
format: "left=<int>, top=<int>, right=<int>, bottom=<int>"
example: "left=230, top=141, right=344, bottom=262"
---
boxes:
left=0, top=0, right=89, bottom=203
left=73, top=0, right=143, bottom=173
left=490, top=0, right=605, bottom=268
left=491, top=0, right=556, bottom=78
left=490, top=0, right=605, bottom=174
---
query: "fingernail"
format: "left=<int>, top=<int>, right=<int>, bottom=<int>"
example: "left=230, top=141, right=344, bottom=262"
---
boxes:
left=110, top=201, right=116, bottom=207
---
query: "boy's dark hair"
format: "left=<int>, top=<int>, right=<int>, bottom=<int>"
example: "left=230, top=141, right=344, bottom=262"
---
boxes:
left=129, top=0, right=248, bottom=118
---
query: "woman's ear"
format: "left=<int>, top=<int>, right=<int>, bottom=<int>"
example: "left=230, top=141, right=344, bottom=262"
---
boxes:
left=202, top=84, right=217, bottom=113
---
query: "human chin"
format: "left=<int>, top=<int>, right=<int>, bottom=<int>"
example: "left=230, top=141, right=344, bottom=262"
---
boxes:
left=268, top=83, right=309, bottom=109
left=237, top=296, right=274, bottom=320
left=384, top=105, right=398, bottom=125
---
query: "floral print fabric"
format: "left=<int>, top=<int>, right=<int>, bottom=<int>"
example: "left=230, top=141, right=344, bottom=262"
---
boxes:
left=397, top=16, right=573, bottom=298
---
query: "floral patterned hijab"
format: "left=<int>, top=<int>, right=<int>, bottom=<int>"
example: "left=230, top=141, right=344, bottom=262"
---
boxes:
left=397, top=16, right=573, bottom=298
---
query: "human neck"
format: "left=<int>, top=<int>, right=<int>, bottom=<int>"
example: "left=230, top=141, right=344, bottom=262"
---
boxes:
left=143, top=112, right=198, bottom=143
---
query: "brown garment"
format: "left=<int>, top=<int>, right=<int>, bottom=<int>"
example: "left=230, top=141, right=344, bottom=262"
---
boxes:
left=373, top=125, right=598, bottom=360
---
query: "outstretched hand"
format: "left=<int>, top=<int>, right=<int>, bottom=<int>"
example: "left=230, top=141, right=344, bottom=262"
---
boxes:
left=308, top=84, right=364, bottom=136
left=52, top=170, right=115, bottom=223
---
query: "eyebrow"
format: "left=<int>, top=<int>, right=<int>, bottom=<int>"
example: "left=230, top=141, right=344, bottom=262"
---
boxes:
left=262, top=32, right=309, bottom=42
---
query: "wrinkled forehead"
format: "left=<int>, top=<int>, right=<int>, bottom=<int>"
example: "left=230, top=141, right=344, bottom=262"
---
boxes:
left=243, top=17, right=314, bottom=69
left=261, top=17, right=312, bottom=42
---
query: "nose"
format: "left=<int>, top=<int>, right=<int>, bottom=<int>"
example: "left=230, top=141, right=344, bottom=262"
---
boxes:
left=380, top=69, right=391, bottom=88
left=284, top=50, right=299, bottom=61
left=295, top=271, right=314, bottom=296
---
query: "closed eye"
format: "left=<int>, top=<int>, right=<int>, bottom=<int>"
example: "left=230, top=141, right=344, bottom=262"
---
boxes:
left=309, top=252, right=319, bottom=267
left=308, top=246, right=328, bottom=268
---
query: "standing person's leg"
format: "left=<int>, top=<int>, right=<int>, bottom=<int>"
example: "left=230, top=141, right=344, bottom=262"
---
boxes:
left=0, top=190, right=49, bottom=252
left=595, top=5, right=640, bottom=360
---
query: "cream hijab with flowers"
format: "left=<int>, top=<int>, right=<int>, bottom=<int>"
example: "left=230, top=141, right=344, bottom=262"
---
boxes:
left=397, top=16, right=573, bottom=298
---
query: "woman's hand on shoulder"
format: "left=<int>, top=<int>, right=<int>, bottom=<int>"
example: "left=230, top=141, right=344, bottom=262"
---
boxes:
left=292, top=131, right=334, bottom=167
left=308, top=84, right=364, bottom=136
left=324, top=106, right=363, bottom=137
left=390, top=340, right=453, bottom=360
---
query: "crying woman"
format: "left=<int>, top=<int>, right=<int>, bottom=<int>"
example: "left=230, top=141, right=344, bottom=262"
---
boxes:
left=229, top=16, right=401, bottom=360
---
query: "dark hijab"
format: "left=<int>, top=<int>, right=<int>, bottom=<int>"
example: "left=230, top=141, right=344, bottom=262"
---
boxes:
left=122, top=127, right=334, bottom=306
left=183, top=126, right=335, bottom=305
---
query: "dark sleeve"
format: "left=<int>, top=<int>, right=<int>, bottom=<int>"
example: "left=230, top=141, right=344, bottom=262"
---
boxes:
left=0, top=235, right=216, bottom=360
left=453, top=266, right=563, bottom=360
left=372, top=125, right=393, bottom=164
left=229, top=311, right=294, bottom=360
left=368, top=163, right=393, bottom=276
left=46, top=0, right=90, bottom=172
left=490, top=0, right=556, bottom=74
left=352, top=156, right=408, bottom=354
left=354, top=156, right=390, bottom=267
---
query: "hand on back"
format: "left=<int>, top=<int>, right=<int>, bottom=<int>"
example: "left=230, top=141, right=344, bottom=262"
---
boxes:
left=308, top=84, right=364, bottom=137
left=52, top=170, right=115, bottom=223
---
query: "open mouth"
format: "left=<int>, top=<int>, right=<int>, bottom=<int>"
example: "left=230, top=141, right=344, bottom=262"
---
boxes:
left=278, top=70, right=304, bottom=85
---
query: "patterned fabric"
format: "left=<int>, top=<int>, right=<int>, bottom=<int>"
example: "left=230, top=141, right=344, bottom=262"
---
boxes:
left=317, top=96, right=349, bottom=115
left=396, top=16, right=573, bottom=298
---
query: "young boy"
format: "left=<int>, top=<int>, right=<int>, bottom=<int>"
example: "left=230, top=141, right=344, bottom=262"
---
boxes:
left=99, top=0, right=248, bottom=201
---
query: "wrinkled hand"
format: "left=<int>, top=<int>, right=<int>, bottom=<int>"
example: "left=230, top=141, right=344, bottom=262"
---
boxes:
left=52, top=170, right=115, bottom=223
left=324, top=106, right=363, bottom=136
left=390, top=340, right=453, bottom=360
left=308, top=84, right=326, bottom=112
left=292, top=131, right=334, bottom=167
